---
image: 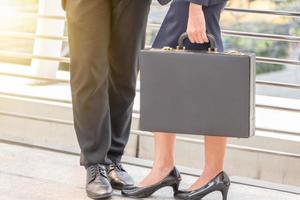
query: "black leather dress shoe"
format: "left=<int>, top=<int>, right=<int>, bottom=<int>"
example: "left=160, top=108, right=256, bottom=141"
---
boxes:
left=86, top=164, right=113, bottom=199
left=121, top=167, right=181, bottom=198
left=175, top=171, right=231, bottom=200
left=106, top=162, right=134, bottom=190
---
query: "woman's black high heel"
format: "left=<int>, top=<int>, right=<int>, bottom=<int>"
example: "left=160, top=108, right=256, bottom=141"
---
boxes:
left=121, top=167, right=181, bottom=198
left=175, top=171, right=230, bottom=200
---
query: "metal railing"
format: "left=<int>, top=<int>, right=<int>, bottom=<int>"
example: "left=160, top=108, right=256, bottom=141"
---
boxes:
left=0, top=3, right=300, bottom=142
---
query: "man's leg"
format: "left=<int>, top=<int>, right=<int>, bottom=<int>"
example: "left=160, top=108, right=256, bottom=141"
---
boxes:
left=66, top=1, right=115, bottom=199
left=107, top=0, right=152, bottom=163
left=66, top=0, right=112, bottom=167
left=103, top=0, right=151, bottom=190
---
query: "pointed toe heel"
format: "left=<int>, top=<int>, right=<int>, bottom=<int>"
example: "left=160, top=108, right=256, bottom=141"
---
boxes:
left=174, top=171, right=231, bottom=200
left=172, top=182, right=180, bottom=193
left=221, top=185, right=230, bottom=200
left=121, top=167, right=182, bottom=198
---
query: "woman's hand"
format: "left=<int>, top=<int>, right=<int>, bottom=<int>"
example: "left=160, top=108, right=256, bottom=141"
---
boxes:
left=187, top=3, right=208, bottom=44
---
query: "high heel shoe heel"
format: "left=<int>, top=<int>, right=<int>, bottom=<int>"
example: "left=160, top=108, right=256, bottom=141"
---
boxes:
left=172, top=182, right=180, bottom=193
left=121, top=167, right=181, bottom=198
left=175, top=171, right=231, bottom=200
left=221, top=185, right=230, bottom=200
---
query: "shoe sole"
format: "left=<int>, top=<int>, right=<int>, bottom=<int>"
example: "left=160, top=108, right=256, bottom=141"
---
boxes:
left=111, top=182, right=134, bottom=190
left=86, top=191, right=113, bottom=200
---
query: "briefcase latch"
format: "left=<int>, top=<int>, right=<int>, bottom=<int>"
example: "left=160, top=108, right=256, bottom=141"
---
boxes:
left=225, top=50, right=245, bottom=55
left=162, top=46, right=174, bottom=51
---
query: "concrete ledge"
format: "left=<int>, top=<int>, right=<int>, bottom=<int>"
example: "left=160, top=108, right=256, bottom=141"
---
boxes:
left=0, top=141, right=299, bottom=200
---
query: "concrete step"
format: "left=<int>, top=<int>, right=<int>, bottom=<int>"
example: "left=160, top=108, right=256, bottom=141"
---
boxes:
left=0, top=141, right=299, bottom=200
left=1, top=90, right=300, bottom=154
left=0, top=93, right=139, bottom=157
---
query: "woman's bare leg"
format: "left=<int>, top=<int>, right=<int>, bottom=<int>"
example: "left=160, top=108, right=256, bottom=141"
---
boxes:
left=188, top=136, right=227, bottom=190
left=138, top=132, right=176, bottom=187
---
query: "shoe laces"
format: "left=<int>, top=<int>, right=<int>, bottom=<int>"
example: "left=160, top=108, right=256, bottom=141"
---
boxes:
left=111, top=162, right=125, bottom=172
left=90, top=164, right=107, bottom=178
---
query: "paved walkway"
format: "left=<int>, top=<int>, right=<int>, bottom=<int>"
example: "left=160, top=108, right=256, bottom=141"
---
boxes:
left=0, top=142, right=299, bottom=200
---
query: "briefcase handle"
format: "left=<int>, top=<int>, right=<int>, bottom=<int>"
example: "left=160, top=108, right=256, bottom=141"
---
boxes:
left=177, top=32, right=217, bottom=52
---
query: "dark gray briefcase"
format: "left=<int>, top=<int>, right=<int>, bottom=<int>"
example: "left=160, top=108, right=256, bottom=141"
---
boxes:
left=139, top=33, right=256, bottom=138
